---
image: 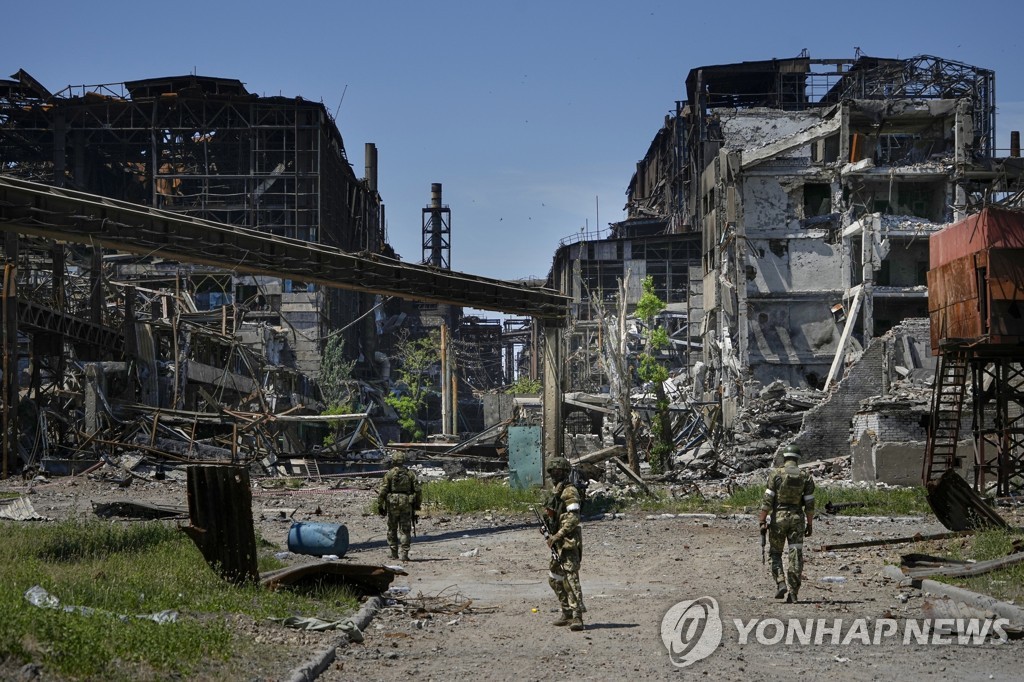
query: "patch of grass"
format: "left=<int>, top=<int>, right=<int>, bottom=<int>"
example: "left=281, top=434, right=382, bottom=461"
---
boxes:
left=932, top=528, right=1024, bottom=605
left=422, top=479, right=544, bottom=514
left=815, top=485, right=930, bottom=516
left=0, top=518, right=358, bottom=680
left=592, top=483, right=930, bottom=517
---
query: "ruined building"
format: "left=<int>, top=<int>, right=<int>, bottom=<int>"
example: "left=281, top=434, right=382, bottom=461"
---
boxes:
left=621, top=53, right=1024, bottom=431
left=0, top=70, right=399, bottom=469
left=0, top=69, right=566, bottom=475
left=543, top=53, right=1024, bottom=472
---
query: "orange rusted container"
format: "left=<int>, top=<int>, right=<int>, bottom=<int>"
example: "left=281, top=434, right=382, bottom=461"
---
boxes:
left=928, top=207, right=1024, bottom=352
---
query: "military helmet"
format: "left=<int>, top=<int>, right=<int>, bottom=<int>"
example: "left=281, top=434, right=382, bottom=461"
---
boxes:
left=782, top=444, right=801, bottom=460
left=391, top=451, right=407, bottom=465
left=546, top=456, right=570, bottom=473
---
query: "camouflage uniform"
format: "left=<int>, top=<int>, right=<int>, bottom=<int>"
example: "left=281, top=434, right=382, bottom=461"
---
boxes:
left=545, top=458, right=585, bottom=631
left=759, top=450, right=815, bottom=602
left=378, top=453, right=422, bottom=561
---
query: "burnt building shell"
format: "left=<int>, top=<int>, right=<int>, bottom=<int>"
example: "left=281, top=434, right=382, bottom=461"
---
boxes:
left=0, top=69, right=388, bottom=377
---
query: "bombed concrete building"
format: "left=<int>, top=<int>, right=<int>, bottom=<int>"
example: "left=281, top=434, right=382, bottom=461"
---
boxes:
left=543, top=53, right=1024, bottom=480
left=0, top=68, right=570, bottom=477
left=623, top=54, right=1024, bottom=430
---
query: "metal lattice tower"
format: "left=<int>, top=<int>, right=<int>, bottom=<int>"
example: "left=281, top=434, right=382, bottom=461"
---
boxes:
left=422, top=182, right=450, bottom=270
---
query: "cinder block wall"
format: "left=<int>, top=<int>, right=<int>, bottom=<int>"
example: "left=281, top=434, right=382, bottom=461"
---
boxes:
left=851, top=411, right=928, bottom=445
left=787, top=340, right=886, bottom=460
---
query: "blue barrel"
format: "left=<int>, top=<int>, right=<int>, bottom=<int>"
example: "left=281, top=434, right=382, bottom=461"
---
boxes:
left=287, top=522, right=349, bottom=557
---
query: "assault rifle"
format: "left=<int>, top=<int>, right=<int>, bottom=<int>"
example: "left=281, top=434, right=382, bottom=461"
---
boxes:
left=532, top=505, right=562, bottom=567
left=760, top=524, right=767, bottom=565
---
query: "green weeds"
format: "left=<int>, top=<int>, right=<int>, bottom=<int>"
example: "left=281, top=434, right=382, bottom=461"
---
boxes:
left=422, top=479, right=544, bottom=514
left=930, top=528, right=1024, bottom=604
left=0, top=518, right=357, bottom=680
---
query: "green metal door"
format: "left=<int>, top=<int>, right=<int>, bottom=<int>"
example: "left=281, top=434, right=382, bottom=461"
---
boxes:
left=507, top=425, right=542, bottom=490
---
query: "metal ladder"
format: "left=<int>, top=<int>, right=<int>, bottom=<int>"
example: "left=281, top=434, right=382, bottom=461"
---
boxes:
left=923, top=349, right=969, bottom=484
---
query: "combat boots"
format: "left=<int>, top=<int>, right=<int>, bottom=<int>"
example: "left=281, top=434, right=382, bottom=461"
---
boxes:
left=390, top=547, right=399, bottom=560
left=552, top=610, right=573, bottom=626
left=774, top=583, right=787, bottom=599
left=786, top=591, right=799, bottom=603
left=569, top=613, right=585, bottom=631
left=400, top=550, right=409, bottom=562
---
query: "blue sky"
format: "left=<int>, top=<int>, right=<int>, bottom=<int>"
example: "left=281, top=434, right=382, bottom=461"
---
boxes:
left=4, top=1, right=1023, bottom=289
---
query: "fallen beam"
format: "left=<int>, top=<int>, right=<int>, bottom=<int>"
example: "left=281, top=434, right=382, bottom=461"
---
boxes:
left=612, top=456, right=650, bottom=494
left=901, top=551, right=1024, bottom=579
left=568, top=444, right=625, bottom=466
left=819, top=530, right=974, bottom=551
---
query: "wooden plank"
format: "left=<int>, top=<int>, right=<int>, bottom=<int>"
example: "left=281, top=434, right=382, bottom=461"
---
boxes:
left=612, top=456, right=650, bottom=494
left=568, top=444, right=625, bottom=466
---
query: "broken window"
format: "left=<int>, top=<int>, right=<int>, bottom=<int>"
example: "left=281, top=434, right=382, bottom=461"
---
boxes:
left=897, top=183, right=940, bottom=221
left=803, top=183, right=831, bottom=217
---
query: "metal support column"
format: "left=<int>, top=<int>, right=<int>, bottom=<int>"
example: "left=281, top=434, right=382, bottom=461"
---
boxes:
left=2, top=232, right=19, bottom=478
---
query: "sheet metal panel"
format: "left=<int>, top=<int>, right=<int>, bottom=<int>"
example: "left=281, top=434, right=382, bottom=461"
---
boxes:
left=930, top=207, right=1024, bottom=269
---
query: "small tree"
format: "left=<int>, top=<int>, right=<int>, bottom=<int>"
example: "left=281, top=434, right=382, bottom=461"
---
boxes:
left=319, top=335, right=356, bottom=407
left=586, top=275, right=640, bottom=472
left=386, top=331, right=440, bottom=441
left=635, top=276, right=673, bottom=474
left=505, top=376, right=542, bottom=394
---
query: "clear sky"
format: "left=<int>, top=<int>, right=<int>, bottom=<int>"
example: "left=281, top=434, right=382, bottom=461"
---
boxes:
left=4, top=0, right=1023, bottom=289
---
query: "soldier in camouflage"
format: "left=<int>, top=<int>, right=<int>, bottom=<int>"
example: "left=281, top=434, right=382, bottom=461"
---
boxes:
left=378, top=450, right=422, bottom=561
left=758, top=444, right=815, bottom=603
left=544, top=457, right=586, bottom=631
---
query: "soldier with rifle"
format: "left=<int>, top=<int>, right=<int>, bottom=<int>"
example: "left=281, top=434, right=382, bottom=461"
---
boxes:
left=540, top=457, right=586, bottom=631
left=378, top=450, right=422, bottom=562
left=758, top=444, right=815, bottom=603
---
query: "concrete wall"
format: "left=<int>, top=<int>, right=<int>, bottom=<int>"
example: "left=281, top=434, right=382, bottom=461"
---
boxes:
left=745, top=237, right=844, bottom=294
left=852, top=438, right=971, bottom=486
left=746, top=299, right=842, bottom=388
left=718, top=109, right=821, bottom=152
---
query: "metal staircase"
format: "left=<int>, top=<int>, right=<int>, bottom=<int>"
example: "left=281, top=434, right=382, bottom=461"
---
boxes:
left=923, top=349, right=969, bottom=484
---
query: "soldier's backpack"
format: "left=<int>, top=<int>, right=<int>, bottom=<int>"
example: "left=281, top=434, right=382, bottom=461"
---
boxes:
left=776, top=466, right=806, bottom=506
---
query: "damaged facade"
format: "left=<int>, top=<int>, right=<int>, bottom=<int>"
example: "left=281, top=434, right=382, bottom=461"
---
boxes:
left=553, top=53, right=1024, bottom=478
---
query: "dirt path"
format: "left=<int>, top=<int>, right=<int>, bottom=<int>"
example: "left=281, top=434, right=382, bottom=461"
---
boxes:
left=5, top=474, right=1022, bottom=681
left=322, top=486, right=1022, bottom=681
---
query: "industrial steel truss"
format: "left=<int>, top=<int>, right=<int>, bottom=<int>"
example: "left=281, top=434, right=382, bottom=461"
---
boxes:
left=971, top=357, right=1024, bottom=496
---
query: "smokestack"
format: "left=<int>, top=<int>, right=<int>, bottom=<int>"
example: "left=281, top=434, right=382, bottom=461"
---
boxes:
left=430, top=183, right=443, bottom=267
left=364, top=143, right=378, bottom=192
left=1011, top=131, right=1020, bottom=158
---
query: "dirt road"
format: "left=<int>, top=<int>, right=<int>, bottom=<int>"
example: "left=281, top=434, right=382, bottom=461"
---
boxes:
left=5, top=473, right=1021, bottom=681
left=320, top=484, right=1022, bottom=682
